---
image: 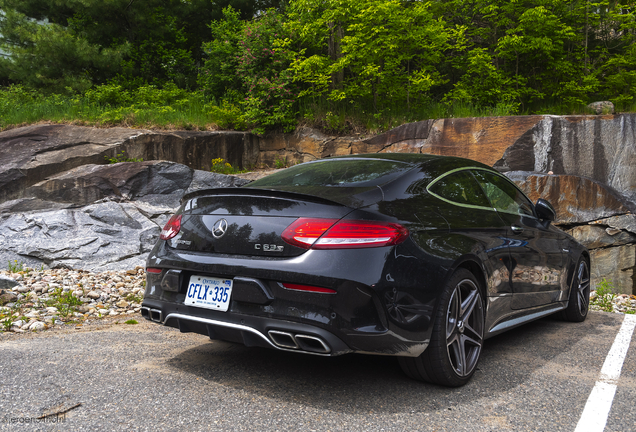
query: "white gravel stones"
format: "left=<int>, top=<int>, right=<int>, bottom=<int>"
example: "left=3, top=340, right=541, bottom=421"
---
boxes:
left=11, top=320, right=25, bottom=328
left=28, top=321, right=45, bottom=331
left=0, top=266, right=146, bottom=332
left=590, top=290, right=636, bottom=314
left=116, top=300, right=129, bottom=308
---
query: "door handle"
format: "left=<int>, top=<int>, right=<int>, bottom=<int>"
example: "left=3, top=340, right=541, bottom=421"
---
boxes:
left=511, top=225, right=524, bottom=233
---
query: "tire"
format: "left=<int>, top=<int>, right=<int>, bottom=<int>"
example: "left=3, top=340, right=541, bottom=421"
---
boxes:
left=560, top=257, right=591, bottom=322
left=399, top=268, right=485, bottom=387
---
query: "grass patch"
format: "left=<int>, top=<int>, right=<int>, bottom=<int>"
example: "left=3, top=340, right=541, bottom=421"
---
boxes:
left=274, top=155, right=293, bottom=169
left=210, top=158, right=249, bottom=175
left=39, top=288, right=84, bottom=318
left=105, top=151, right=143, bottom=164
left=1, top=83, right=631, bottom=136
left=7, top=260, right=25, bottom=273
left=124, top=293, right=143, bottom=304
left=0, top=84, right=217, bottom=132
left=591, top=278, right=616, bottom=313
left=124, top=319, right=139, bottom=325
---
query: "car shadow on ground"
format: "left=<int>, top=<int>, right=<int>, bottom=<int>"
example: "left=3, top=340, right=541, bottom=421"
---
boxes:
left=165, top=312, right=620, bottom=415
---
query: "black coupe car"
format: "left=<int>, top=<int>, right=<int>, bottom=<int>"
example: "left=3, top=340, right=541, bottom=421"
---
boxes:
left=141, top=153, right=590, bottom=386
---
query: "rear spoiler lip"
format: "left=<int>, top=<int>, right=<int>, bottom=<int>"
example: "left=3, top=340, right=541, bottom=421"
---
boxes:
left=180, top=187, right=348, bottom=208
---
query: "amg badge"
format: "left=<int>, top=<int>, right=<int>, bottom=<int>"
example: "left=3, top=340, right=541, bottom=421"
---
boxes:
left=255, top=244, right=284, bottom=252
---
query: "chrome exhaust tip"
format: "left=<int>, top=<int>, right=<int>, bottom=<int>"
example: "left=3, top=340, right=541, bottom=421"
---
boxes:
left=268, top=330, right=299, bottom=349
left=295, top=334, right=331, bottom=354
left=149, top=308, right=163, bottom=323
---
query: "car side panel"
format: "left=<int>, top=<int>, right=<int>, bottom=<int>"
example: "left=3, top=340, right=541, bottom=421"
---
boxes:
left=495, top=212, right=568, bottom=309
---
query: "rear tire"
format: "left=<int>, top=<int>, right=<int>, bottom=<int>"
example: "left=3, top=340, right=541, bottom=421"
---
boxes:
left=399, top=268, right=484, bottom=387
left=560, top=257, right=591, bottom=322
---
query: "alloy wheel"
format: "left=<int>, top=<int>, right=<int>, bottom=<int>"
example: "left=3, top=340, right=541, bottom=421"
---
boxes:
left=445, top=279, right=484, bottom=377
left=575, top=260, right=591, bottom=316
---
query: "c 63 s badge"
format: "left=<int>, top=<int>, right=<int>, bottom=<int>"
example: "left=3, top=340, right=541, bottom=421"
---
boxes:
left=255, top=244, right=284, bottom=252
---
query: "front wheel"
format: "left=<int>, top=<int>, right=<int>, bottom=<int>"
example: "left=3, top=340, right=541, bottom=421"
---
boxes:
left=399, top=268, right=484, bottom=387
left=560, top=257, right=591, bottom=322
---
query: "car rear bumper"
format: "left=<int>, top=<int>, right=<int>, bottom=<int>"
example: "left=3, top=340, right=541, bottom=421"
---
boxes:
left=140, top=301, right=351, bottom=356
left=141, top=293, right=430, bottom=357
left=142, top=242, right=438, bottom=357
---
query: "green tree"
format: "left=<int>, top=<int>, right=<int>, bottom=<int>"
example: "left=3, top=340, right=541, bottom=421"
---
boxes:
left=0, top=7, right=126, bottom=93
left=436, top=0, right=636, bottom=111
left=0, top=0, right=284, bottom=92
left=199, top=7, right=246, bottom=100
left=238, top=10, right=299, bottom=132
left=288, top=0, right=452, bottom=112
left=496, top=5, right=582, bottom=106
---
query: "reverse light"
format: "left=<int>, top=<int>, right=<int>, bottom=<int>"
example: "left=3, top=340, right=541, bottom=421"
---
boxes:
left=281, top=283, right=337, bottom=294
left=282, top=218, right=409, bottom=249
left=160, top=214, right=182, bottom=240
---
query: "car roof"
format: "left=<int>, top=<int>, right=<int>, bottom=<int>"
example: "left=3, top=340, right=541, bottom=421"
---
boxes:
left=330, top=153, right=492, bottom=173
left=184, top=154, right=498, bottom=209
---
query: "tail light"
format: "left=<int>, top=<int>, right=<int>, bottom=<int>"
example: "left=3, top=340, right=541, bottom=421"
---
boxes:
left=282, top=218, right=409, bottom=249
left=160, top=214, right=182, bottom=240
left=146, top=268, right=163, bottom=274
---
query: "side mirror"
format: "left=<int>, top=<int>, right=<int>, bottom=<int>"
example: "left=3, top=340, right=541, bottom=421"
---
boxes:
left=535, top=198, right=556, bottom=222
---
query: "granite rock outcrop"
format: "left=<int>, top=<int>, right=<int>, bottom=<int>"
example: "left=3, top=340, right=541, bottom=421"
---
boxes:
left=0, top=161, right=248, bottom=270
left=1, top=115, right=636, bottom=293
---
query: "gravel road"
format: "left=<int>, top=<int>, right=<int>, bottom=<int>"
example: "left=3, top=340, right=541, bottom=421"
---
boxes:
left=1, top=311, right=634, bottom=431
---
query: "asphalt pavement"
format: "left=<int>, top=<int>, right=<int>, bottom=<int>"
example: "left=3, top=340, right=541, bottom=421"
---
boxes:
left=0, top=311, right=634, bottom=431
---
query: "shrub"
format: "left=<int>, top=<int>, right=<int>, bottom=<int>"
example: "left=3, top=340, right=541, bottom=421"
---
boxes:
left=592, top=278, right=616, bottom=313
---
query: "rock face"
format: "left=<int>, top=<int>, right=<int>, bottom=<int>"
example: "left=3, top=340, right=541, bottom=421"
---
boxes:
left=510, top=172, right=636, bottom=294
left=358, top=116, right=543, bottom=167
left=493, top=115, right=636, bottom=203
left=0, top=161, right=249, bottom=270
left=25, top=160, right=246, bottom=209
left=2, top=116, right=636, bottom=293
left=507, top=172, right=635, bottom=224
left=0, top=125, right=254, bottom=203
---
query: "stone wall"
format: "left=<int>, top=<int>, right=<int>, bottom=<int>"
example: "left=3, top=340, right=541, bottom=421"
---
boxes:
left=1, top=115, right=635, bottom=293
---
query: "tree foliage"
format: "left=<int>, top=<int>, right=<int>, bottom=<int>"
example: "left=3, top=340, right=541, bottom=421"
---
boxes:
left=2, top=0, right=636, bottom=131
left=288, top=0, right=451, bottom=111
left=0, top=0, right=282, bottom=91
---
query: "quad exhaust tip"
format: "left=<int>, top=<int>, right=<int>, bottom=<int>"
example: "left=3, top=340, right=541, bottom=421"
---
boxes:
left=268, top=330, right=331, bottom=354
left=141, top=310, right=331, bottom=354
left=141, top=306, right=163, bottom=323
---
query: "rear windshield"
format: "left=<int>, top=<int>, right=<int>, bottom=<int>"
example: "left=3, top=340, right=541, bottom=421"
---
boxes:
left=248, top=159, right=413, bottom=188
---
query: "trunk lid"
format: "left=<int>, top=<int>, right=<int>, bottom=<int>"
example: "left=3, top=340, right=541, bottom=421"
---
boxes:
left=168, top=189, right=363, bottom=257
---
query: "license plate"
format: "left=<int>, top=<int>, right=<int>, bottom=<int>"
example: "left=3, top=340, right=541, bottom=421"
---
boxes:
left=185, top=275, right=233, bottom=312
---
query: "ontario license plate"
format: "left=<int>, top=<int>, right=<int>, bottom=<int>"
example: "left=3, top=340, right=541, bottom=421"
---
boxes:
left=185, top=275, right=233, bottom=312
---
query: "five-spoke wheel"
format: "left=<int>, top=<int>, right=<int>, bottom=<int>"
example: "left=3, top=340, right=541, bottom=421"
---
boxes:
left=561, top=257, right=591, bottom=322
left=399, top=268, right=484, bottom=387
left=445, top=277, right=484, bottom=378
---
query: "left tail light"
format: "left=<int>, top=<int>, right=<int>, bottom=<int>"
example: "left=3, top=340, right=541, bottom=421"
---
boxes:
left=146, top=268, right=163, bottom=274
left=160, top=214, right=182, bottom=240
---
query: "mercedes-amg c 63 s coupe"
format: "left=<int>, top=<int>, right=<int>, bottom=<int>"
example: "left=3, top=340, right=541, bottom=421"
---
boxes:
left=141, top=153, right=590, bottom=386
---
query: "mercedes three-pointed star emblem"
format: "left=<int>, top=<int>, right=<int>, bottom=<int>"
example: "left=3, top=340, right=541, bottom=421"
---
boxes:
left=212, top=218, right=229, bottom=239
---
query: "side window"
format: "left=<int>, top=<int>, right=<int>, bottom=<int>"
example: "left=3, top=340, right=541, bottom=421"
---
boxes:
left=428, top=170, right=491, bottom=208
left=471, top=170, right=534, bottom=216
